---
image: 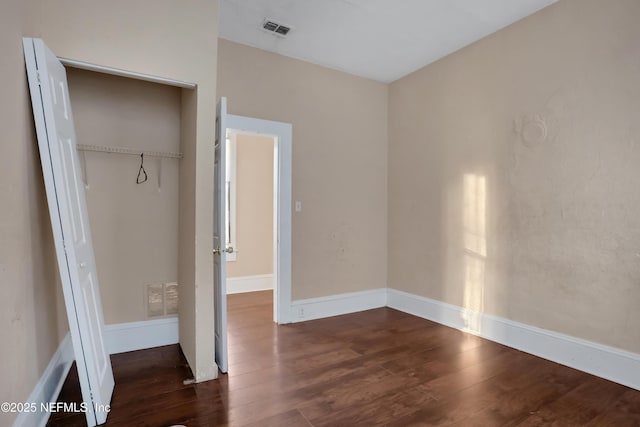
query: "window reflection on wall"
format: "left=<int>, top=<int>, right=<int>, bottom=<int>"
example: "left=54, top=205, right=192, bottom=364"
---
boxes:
left=462, top=173, right=486, bottom=334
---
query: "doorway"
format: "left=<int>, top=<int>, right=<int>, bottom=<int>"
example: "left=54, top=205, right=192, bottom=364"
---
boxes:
left=225, top=114, right=292, bottom=326
left=213, top=99, right=292, bottom=372
left=225, top=131, right=276, bottom=297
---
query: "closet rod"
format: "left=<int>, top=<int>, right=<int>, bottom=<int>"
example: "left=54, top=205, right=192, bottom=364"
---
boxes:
left=77, top=144, right=183, bottom=159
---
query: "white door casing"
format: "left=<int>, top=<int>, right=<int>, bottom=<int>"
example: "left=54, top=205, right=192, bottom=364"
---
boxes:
left=214, top=97, right=229, bottom=373
left=23, top=38, right=114, bottom=427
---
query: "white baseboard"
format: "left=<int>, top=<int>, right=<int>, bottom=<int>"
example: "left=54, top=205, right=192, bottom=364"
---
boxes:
left=13, top=333, right=74, bottom=427
left=25, top=286, right=640, bottom=427
left=387, top=288, right=640, bottom=391
left=16, top=318, right=179, bottom=427
left=291, top=288, right=387, bottom=322
left=226, top=274, right=273, bottom=294
left=104, top=317, right=179, bottom=355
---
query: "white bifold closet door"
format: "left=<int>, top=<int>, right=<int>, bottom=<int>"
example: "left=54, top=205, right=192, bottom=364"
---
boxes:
left=23, top=37, right=114, bottom=427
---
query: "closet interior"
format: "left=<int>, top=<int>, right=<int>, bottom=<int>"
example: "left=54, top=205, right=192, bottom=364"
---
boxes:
left=66, top=66, right=193, bottom=326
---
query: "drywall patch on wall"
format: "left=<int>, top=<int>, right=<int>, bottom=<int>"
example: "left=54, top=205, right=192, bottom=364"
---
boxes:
left=513, top=91, right=563, bottom=149
left=327, top=222, right=354, bottom=269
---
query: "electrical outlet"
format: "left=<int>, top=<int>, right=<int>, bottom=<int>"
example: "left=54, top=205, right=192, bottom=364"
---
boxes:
left=298, top=307, right=304, bottom=319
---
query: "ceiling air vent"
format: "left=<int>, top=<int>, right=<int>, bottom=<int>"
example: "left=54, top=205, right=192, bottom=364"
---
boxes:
left=262, top=18, right=291, bottom=37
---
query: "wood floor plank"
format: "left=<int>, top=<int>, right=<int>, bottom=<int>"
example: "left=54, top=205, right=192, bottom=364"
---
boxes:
left=241, top=409, right=311, bottom=427
left=48, top=290, right=640, bottom=426
left=447, top=355, right=588, bottom=427
left=310, top=386, right=434, bottom=427
left=297, top=365, right=421, bottom=422
left=514, top=376, right=629, bottom=426
left=585, top=388, right=640, bottom=426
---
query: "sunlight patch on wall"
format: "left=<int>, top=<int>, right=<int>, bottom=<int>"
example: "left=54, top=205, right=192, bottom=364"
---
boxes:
left=462, top=174, right=487, bottom=334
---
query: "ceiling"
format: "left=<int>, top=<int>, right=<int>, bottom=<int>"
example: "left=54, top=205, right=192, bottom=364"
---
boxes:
left=219, top=0, right=557, bottom=83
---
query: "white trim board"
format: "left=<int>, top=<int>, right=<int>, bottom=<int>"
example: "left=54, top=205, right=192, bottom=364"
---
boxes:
left=26, top=287, right=640, bottom=427
left=13, top=333, right=74, bottom=427
left=16, top=319, right=179, bottom=427
left=291, top=288, right=387, bottom=322
left=104, top=317, right=179, bottom=355
left=58, top=57, right=197, bottom=89
left=227, top=274, right=273, bottom=294
left=387, top=288, right=640, bottom=392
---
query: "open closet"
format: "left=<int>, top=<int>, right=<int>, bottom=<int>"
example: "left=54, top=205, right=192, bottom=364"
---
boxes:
left=24, top=36, right=210, bottom=425
left=65, top=63, right=193, bottom=331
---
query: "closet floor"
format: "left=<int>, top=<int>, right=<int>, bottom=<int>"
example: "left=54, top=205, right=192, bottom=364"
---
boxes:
left=47, top=290, right=640, bottom=426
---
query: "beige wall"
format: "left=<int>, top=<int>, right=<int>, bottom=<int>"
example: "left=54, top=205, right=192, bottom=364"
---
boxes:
left=389, top=0, right=640, bottom=353
left=37, top=0, right=219, bottom=380
left=66, top=69, right=181, bottom=324
left=7, top=2, right=639, bottom=415
left=227, top=134, right=275, bottom=278
left=217, top=39, right=388, bottom=300
left=0, top=1, right=65, bottom=425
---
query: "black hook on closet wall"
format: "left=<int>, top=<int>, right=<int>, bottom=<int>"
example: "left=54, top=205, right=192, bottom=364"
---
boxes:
left=136, top=153, right=148, bottom=184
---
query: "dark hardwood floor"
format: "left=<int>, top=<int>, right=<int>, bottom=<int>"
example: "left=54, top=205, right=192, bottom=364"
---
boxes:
left=48, top=290, right=640, bottom=426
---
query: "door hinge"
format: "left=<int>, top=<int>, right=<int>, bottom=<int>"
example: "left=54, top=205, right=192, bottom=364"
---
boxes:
left=36, top=71, right=41, bottom=85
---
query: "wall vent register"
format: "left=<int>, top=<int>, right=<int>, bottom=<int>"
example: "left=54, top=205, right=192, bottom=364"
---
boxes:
left=146, top=282, right=178, bottom=318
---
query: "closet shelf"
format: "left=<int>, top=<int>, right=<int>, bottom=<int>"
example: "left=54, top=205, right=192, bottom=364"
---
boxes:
left=77, top=144, right=183, bottom=159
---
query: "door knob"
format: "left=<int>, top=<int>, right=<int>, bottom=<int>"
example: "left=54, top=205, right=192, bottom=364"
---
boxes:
left=213, top=246, right=234, bottom=255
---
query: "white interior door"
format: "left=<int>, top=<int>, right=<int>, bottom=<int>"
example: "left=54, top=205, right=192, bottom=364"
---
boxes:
left=214, top=97, right=229, bottom=373
left=23, top=38, right=114, bottom=427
